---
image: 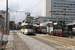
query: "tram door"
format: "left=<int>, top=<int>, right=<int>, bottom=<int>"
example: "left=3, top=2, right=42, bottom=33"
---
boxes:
left=47, top=23, right=53, bottom=35
left=47, top=26, right=49, bottom=34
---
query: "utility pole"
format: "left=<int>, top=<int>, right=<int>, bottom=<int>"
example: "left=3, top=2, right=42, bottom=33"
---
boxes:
left=6, top=0, right=8, bottom=30
left=0, top=0, right=8, bottom=50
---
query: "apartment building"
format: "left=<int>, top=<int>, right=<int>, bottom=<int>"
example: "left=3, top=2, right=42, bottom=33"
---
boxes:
left=42, top=0, right=75, bottom=24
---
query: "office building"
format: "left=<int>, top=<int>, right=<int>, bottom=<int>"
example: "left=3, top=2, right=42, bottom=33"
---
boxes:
left=42, top=0, right=75, bottom=24
left=33, top=16, right=75, bottom=24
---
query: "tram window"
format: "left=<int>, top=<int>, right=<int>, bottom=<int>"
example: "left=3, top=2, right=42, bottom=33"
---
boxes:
left=63, top=27, right=68, bottom=31
left=21, top=25, right=33, bottom=29
left=58, top=25, right=62, bottom=29
left=29, top=25, right=33, bottom=29
left=54, top=25, right=62, bottom=29
left=37, top=27, right=39, bottom=29
left=40, top=26, right=46, bottom=29
left=54, top=25, right=57, bottom=29
left=50, top=24, right=53, bottom=27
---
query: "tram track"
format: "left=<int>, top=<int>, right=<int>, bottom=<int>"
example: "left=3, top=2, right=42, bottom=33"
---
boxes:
left=29, top=35, right=74, bottom=50
left=13, top=30, right=75, bottom=50
left=13, top=31, right=31, bottom=50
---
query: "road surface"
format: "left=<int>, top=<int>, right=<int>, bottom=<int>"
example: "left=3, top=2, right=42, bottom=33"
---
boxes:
left=5, top=30, right=75, bottom=50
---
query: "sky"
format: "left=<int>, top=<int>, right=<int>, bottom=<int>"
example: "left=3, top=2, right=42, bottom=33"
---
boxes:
left=0, top=0, right=42, bottom=23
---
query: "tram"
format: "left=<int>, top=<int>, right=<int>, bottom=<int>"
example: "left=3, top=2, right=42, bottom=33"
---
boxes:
left=33, top=24, right=39, bottom=33
left=21, top=23, right=33, bottom=34
left=36, top=23, right=46, bottom=34
left=53, top=22, right=62, bottom=36
left=67, top=23, right=75, bottom=35
left=39, top=23, right=46, bottom=34
left=46, top=21, right=53, bottom=35
left=37, top=21, right=53, bottom=34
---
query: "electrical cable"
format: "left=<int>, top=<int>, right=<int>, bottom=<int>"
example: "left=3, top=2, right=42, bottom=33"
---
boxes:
left=30, top=0, right=41, bottom=12
left=9, top=0, right=41, bottom=13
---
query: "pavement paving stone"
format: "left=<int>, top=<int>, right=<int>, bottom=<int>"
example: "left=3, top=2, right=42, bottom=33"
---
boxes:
left=5, top=31, right=14, bottom=50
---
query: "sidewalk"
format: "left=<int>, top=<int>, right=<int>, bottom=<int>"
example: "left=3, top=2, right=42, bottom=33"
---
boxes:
left=5, top=31, right=14, bottom=50
left=36, top=34, right=75, bottom=48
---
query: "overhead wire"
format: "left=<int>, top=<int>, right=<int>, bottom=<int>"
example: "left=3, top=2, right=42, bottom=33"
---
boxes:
left=9, top=0, right=42, bottom=23
left=30, top=0, right=41, bottom=13
left=9, top=0, right=41, bottom=13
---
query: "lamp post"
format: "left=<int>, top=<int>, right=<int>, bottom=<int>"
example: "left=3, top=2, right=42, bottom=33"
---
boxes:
left=6, top=0, right=8, bottom=30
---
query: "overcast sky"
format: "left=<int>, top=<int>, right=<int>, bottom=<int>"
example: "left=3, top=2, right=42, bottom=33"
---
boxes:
left=0, top=0, right=42, bottom=23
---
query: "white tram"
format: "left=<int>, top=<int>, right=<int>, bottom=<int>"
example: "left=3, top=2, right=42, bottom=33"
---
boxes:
left=46, top=22, right=53, bottom=35
left=38, top=21, right=53, bottom=34
left=21, top=23, right=33, bottom=34
left=39, top=23, right=46, bottom=33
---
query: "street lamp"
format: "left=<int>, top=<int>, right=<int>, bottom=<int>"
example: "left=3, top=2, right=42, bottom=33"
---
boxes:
left=6, top=0, right=8, bottom=29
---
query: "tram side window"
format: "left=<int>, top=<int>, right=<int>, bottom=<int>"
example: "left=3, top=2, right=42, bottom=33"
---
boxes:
left=50, top=24, right=53, bottom=27
left=63, top=27, right=68, bottom=31
left=40, top=26, right=46, bottom=29
left=58, top=25, right=62, bottom=29
left=54, top=25, right=62, bottom=29
left=23, top=25, right=33, bottom=29
left=28, top=25, right=33, bottom=29
left=22, top=26, right=26, bottom=29
left=21, top=26, right=23, bottom=29
left=54, top=25, right=57, bottom=29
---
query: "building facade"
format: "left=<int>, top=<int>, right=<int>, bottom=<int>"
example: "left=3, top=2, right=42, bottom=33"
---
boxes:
left=42, top=0, right=75, bottom=24
left=33, top=16, right=75, bottom=25
left=0, top=15, right=5, bottom=31
left=0, top=10, right=10, bottom=30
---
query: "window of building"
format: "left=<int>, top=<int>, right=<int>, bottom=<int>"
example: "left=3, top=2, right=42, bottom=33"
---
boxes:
left=44, top=20, right=47, bottom=22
